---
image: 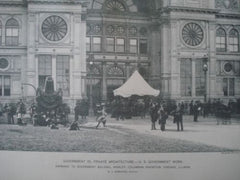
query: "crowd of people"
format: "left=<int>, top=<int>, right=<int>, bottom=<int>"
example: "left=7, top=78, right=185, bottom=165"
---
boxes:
left=0, top=97, right=239, bottom=131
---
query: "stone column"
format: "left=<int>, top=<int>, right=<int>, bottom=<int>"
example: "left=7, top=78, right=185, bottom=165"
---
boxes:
left=169, top=20, right=180, bottom=99
left=52, top=54, right=56, bottom=91
left=26, top=13, right=37, bottom=96
left=192, top=58, right=196, bottom=97
left=160, top=19, right=171, bottom=97
left=102, top=62, right=107, bottom=101
left=208, top=21, right=217, bottom=99
left=71, top=13, right=85, bottom=100
left=149, top=24, right=161, bottom=89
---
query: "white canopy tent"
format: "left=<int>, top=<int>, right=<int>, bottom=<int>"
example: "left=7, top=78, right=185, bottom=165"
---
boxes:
left=113, top=71, right=160, bottom=98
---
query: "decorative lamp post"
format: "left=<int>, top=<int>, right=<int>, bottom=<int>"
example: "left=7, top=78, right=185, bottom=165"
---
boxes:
left=89, top=60, right=94, bottom=116
left=202, top=55, right=208, bottom=103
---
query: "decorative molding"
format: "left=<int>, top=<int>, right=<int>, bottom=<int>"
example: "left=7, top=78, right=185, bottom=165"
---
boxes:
left=215, top=0, right=239, bottom=10
left=160, top=6, right=219, bottom=15
left=27, top=0, right=89, bottom=5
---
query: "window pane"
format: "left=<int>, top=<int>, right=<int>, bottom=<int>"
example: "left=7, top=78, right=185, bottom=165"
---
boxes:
left=223, top=78, right=228, bottom=96
left=86, top=37, right=90, bottom=52
left=12, top=28, right=18, bottom=36
left=4, top=76, right=10, bottom=96
left=229, top=78, right=234, bottom=96
left=116, top=38, right=125, bottom=52
left=93, top=37, right=101, bottom=43
left=195, top=60, right=205, bottom=96
left=106, top=37, right=114, bottom=52
left=116, top=38, right=124, bottom=45
left=216, top=29, right=226, bottom=52
left=234, top=38, right=238, bottom=44
left=93, top=37, right=101, bottom=52
left=56, top=55, right=70, bottom=96
left=0, top=76, right=2, bottom=96
left=139, top=39, right=147, bottom=54
left=130, top=39, right=137, bottom=53
left=180, top=59, right=192, bottom=96
left=38, top=55, right=52, bottom=89
left=6, top=29, right=12, bottom=36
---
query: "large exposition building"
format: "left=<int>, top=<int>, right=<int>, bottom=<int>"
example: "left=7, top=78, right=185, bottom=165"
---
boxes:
left=0, top=0, right=239, bottom=107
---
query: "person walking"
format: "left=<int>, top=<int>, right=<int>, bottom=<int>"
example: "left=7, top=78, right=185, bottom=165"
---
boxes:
left=96, top=105, right=107, bottom=129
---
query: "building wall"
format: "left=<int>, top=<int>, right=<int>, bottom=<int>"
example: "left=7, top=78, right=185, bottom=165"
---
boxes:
left=0, top=0, right=239, bottom=107
left=159, top=0, right=240, bottom=103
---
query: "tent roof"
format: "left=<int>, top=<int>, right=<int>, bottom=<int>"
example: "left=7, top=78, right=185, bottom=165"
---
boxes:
left=113, top=70, right=160, bottom=98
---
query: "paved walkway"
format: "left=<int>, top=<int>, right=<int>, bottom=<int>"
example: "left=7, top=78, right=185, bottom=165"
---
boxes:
left=83, top=115, right=240, bottom=150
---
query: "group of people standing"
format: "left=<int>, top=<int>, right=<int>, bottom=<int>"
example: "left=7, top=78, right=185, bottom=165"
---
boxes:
left=149, top=102, right=184, bottom=132
left=0, top=99, right=26, bottom=125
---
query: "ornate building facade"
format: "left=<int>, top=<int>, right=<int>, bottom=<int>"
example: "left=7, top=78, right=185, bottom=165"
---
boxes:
left=0, top=0, right=239, bottom=106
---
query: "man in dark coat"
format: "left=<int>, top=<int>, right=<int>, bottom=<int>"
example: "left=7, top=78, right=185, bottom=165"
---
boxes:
left=149, top=102, right=159, bottom=130
left=74, top=101, right=81, bottom=121
left=193, top=102, right=201, bottom=122
left=159, top=109, right=168, bottom=131
left=172, top=104, right=183, bottom=131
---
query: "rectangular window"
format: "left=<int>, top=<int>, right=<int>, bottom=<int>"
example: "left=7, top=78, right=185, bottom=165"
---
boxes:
left=223, top=78, right=235, bottom=96
left=129, top=39, right=137, bottom=53
left=195, top=60, right=205, bottom=96
left=6, top=28, right=18, bottom=46
left=0, top=75, right=11, bottom=96
left=86, top=37, right=90, bottom=52
left=4, top=76, right=10, bottom=96
left=106, top=37, right=115, bottom=52
left=0, top=77, right=2, bottom=96
left=229, top=37, right=239, bottom=52
left=38, top=55, right=52, bottom=89
left=180, top=59, right=192, bottom=96
left=139, top=39, right=147, bottom=54
left=92, top=37, right=101, bottom=52
left=216, top=36, right=226, bottom=52
left=0, top=28, right=2, bottom=46
left=116, top=38, right=125, bottom=52
left=56, top=55, right=70, bottom=96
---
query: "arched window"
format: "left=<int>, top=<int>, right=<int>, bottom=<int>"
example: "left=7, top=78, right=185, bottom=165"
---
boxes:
left=104, top=0, right=126, bottom=12
left=87, top=64, right=101, bottom=76
left=5, top=18, right=19, bottom=46
left=0, top=21, right=2, bottom=45
left=107, top=66, right=124, bottom=77
left=229, top=29, right=239, bottom=52
left=216, top=28, right=226, bottom=52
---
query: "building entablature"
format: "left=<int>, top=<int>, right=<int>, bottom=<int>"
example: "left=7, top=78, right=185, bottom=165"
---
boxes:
left=86, top=53, right=149, bottom=62
left=216, top=13, right=240, bottom=20
left=160, top=6, right=219, bottom=15
left=216, top=53, right=240, bottom=60
left=0, top=0, right=26, bottom=7
left=27, top=0, right=89, bottom=5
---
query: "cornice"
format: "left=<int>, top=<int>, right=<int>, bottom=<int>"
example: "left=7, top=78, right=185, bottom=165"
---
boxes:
left=27, top=0, right=89, bottom=6
left=160, top=6, right=220, bottom=15
left=0, top=0, right=26, bottom=7
left=216, top=12, right=240, bottom=19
